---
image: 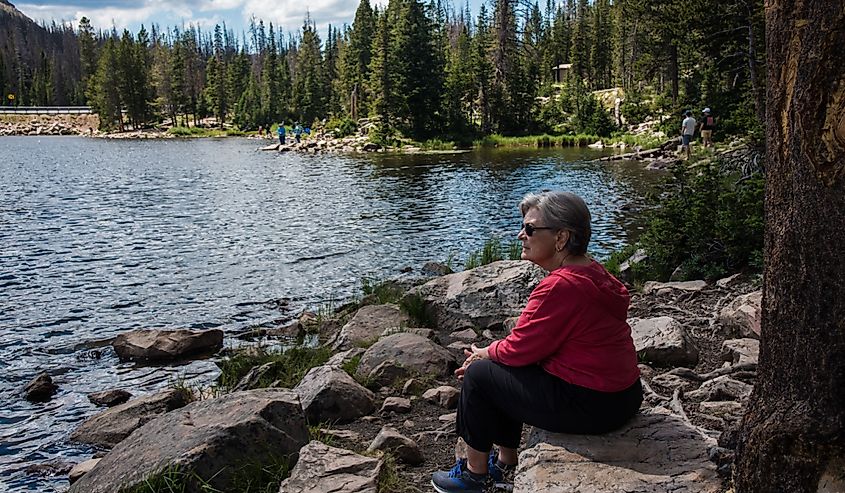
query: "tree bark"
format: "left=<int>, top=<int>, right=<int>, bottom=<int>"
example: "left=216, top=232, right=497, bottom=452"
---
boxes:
left=733, top=1, right=845, bottom=492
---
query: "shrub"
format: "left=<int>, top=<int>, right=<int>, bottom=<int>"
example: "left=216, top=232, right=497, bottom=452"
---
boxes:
left=635, top=160, right=764, bottom=281
left=326, top=117, right=357, bottom=138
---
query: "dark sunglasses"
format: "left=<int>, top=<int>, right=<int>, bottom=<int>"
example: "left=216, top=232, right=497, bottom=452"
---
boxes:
left=521, top=223, right=556, bottom=236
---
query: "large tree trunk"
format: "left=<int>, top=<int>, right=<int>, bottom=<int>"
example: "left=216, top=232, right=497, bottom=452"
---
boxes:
left=733, top=1, right=845, bottom=492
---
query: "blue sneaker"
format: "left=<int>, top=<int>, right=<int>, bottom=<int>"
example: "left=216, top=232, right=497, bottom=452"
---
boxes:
left=431, top=458, right=487, bottom=493
left=487, top=451, right=516, bottom=490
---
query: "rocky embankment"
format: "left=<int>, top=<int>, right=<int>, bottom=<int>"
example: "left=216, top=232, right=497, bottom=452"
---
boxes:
left=0, top=114, right=100, bottom=136
left=24, top=260, right=761, bottom=492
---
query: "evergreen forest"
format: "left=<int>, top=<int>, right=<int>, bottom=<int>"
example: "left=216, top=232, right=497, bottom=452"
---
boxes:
left=0, top=0, right=765, bottom=140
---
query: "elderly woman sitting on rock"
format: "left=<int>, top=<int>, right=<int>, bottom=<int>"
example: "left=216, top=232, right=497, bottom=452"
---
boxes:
left=431, top=191, right=643, bottom=493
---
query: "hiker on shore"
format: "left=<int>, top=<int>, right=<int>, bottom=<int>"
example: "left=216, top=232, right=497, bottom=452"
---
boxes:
left=294, top=123, right=303, bottom=143
left=699, top=108, right=716, bottom=148
left=680, top=110, right=697, bottom=159
left=277, top=123, right=286, bottom=145
left=431, top=191, right=643, bottom=493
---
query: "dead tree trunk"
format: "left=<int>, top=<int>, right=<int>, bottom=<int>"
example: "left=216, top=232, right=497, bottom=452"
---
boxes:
left=733, top=1, right=845, bottom=492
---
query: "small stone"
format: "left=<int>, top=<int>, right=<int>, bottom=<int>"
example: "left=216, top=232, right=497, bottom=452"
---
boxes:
left=380, top=396, right=412, bottom=414
left=716, top=273, right=741, bottom=288
left=449, top=329, right=478, bottom=342
left=25, top=371, right=58, bottom=402
left=69, top=458, right=100, bottom=484
left=402, top=378, right=424, bottom=396
left=367, top=426, right=424, bottom=465
left=403, top=420, right=415, bottom=429
left=439, top=412, right=457, bottom=423
left=423, top=386, right=460, bottom=409
left=720, top=339, right=759, bottom=366
left=318, top=428, right=362, bottom=442
left=88, top=389, right=132, bottom=407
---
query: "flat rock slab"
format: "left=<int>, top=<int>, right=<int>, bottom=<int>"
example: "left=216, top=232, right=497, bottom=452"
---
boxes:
left=113, top=328, right=223, bottom=362
left=279, top=440, right=381, bottom=493
left=69, top=389, right=308, bottom=493
left=642, top=280, right=707, bottom=295
left=515, top=410, right=721, bottom=493
left=71, top=388, right=191, bottom=448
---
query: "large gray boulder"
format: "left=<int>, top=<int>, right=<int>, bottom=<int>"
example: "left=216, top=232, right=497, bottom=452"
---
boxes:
left=515, top=410, right=721, bottom=493
left=69, top=389, right=308, bottom=493
left=331, top=304, right=410, bottom=350
left=278, top=440, right=381, bottom=493
left=407, top=260, right=544, bottom=332
left=113, top=329, right=223, bottom=362
left=630, top=316, right=699, bottom=367
left=294, top=365, right=375, bottom=424
left=71, top=388, right=192, bottom=448
left=355, top=333, right=456, bottom=381
left=718, top=290, right=762, bottom=338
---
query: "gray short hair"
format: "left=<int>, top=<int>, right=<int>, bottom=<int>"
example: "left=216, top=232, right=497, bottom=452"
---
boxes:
left=519, top=191, right=592, bottom=255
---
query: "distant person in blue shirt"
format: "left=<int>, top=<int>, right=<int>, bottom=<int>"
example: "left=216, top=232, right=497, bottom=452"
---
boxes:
left=294, top=123, right=303, bottom=143
left=277, top=123, right=286, bottom=145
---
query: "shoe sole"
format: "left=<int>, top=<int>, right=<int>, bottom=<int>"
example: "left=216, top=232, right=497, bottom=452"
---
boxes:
left=490, top=482, right=514, bottom=492
left=431, top=480, right=483, bottom=493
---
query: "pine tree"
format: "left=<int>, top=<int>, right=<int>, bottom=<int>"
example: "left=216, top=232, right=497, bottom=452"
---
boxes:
left=77, top=17, right=97, bottom=102
left=205, top=24, right=227, bottom=127
left=368, top=8, right=392, bottom=130
left=590, top=0, right=613, bottom=89
left=226, top=48, right=250, bottom=126
left=444, top=23, right=473, bottom=133
left=389, top=0, right=443, bottom=137
left=90, top=38, right=123, bottom=130
left=471, top=4, right=493, bottom=133
left=569, top=0, right=590, bottom=84
left=341, top=0, right=375, bottom=119
left=292, top=18, right=325, bottom=125
left=170, top=34, right=188, bottom=125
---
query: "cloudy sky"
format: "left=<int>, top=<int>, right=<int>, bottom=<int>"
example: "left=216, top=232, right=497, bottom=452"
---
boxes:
left=16, top=0, right=484, bottom=41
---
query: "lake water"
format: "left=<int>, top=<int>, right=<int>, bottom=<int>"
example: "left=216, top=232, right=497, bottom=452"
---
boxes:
left=0, top=136, right=661, bottom=491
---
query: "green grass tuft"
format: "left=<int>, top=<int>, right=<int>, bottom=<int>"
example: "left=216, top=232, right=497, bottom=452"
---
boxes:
left=216, top=345, right=332, bottom=391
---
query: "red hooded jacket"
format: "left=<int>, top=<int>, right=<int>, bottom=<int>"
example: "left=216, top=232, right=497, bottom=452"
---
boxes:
left=488, top=260, right=640, bottom=392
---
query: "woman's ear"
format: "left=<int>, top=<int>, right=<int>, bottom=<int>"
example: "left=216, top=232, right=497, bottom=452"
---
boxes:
left=556, top=230, right=570, bottom=252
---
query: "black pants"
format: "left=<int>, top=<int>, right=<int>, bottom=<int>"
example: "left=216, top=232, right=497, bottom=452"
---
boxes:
left=457, top=360, right=643, bottom=452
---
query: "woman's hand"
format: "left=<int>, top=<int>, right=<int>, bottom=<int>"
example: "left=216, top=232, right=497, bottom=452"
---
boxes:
left=454, top=344, right=490, bottom=381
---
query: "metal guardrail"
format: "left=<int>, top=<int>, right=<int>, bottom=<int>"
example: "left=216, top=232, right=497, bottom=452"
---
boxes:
left=0, top=106, right=93, bottom=115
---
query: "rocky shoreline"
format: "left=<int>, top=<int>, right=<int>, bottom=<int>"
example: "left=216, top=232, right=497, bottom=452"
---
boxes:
left=23, top=259, right=760, bottom=492
left=0, top=114, right=100, bottom=136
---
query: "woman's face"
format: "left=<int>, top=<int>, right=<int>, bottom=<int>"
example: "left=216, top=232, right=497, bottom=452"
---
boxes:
left=518, top=207, right=565, bottom=270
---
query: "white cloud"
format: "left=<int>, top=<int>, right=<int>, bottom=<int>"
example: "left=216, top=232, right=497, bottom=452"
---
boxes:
left=17, top=1, right=192, bottom=31
left=240, top=0, right=358, bottom=34
left=198, top=0, right=246, bottom=12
